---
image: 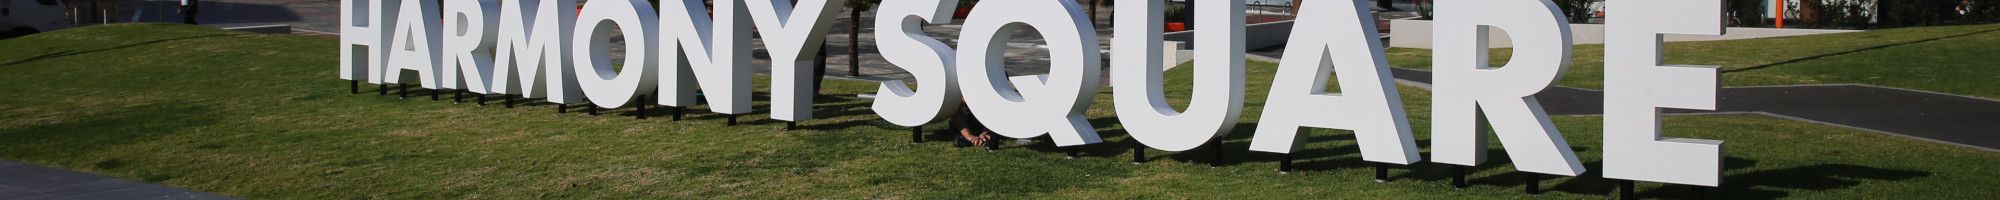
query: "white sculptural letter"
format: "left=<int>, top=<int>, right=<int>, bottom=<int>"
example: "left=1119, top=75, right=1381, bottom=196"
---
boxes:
left=656, top=0, right=750, bottom=114
left=573, top=0, right=660, bottom=108
left=736, top=0, right=844, bottom=122
left=1602, top=0, right=1726, bottom=187
left=1245, top=0, right=1419, bottom=164
left=339, top=0, right=390, bottom=82
left=443, top=0, right=499, bottom=94
left=383, top=0, right=442, bottom=88
left=869, top=0, right=961, bottom=127
left=491, top=0, right=582, bottom=104
left=1429, top=0, right=1585, bottom=176
left=1110, top=0, right=1244, bottom=151
left=955, top=0, right=1103, bottom=146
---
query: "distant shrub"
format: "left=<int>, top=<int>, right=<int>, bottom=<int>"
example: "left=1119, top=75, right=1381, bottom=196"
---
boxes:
left=1551, top=0, right=1595, bottom=23
left=1728, top=0, right=1769, bottom=27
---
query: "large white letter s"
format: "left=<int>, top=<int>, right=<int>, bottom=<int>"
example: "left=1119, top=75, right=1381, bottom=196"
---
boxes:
left=870, top=0, right=962, bottom=127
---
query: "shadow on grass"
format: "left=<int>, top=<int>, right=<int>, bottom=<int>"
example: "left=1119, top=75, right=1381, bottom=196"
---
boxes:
left=989, top=121, right=1381, bottom=170
left=1724, top=28, right=2000, bottom=73
left=1714, top=162, right=1932, bottom=199
left=0, top=33, right=242, bottom=67
left=0, top=102, right=218, bottom=161
left=960, top=120, right=1934, bottom=199
left=346, top=81, right=1935, bottom=198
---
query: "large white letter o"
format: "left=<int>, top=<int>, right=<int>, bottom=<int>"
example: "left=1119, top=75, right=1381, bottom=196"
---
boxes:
left=572, top=0, right=659, bottom=108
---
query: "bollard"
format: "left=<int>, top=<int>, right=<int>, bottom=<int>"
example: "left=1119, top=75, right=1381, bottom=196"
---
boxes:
left=1619, top=180, right=1637, bottom=199
left=1130, top=141, right=1146, bottom=164
left=635, top=95, right=648, bottom=119
left=1690, top=185, right=1706, bottom=200
left=910, top=126, right=923, bottom=144
left=1279, top=153, right=1293, bottom=174
left=1452, top=165, right=1469, bottom=189
left=1209, top=138, right=1224, bottom=167
left=1375, top=163, right=1390, bottom=182
left=1526, top=173, right=1542, bottom=194
left=1065, top=146, right=1080, bottom=159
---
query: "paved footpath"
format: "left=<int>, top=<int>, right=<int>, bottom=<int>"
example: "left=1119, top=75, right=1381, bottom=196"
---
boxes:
left=0, top=160, right=235, bottom=199
left=1250, top=46, right=2000, bottom=152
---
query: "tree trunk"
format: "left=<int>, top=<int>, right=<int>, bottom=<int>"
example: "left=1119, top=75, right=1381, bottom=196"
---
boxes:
left=814, top=41, right=828, bottom=96
left=1103, top=0, right=1111, bottom=26
left=849, top=6, right=862, bottom=77
left=1088, top=0, right=1100, bottom=26
left=1799, top=0, right=1822, bottom=28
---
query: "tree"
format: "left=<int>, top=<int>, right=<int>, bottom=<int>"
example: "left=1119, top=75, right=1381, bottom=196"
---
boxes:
left=844, top=0, right=880, bottom=77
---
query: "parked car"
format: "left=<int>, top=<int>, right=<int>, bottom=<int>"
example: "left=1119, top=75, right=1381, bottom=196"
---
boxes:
left=1, top=0, right=72, bottom=38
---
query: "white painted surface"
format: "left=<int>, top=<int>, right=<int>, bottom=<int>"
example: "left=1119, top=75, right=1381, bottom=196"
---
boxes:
left=869, top=0, right=961, bottom=127
left=573, top=0, right=657, bottom=108
left=1601, top=0, right=1726, bottom=187
left=442, top=0, right=498, bottom=94
left=1428, top=0, right=1586, bottom=176
left=1246, top=0, right=1419, bottom=165
left=1111, top=0, right=1247, bottom=152
left=955, top=0, right=1104, bottom=146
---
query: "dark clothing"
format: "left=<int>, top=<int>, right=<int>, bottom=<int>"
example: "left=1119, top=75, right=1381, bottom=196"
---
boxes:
left=1378, top=0, right=1400, bottom=11
left=180, top=0, right=199, bottom=25
left=950, top=103, right=985, bottom=133
left=948, top=102, right=995, bottom=149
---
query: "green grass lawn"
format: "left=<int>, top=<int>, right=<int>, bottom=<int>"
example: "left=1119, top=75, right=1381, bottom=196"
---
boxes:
left=2, top=24, right=1998, bottom=199
left=1384, top=23, right=2000, bottom=99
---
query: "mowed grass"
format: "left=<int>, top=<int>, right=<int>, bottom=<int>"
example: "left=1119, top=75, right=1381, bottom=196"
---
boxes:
left=1384, top=23, right=2000, bottom=99
left=0, top=24, right=1998, bottom=199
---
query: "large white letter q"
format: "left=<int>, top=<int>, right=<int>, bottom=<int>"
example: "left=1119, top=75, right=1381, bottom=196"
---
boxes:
left=954, top=0, right=1103, bottom=146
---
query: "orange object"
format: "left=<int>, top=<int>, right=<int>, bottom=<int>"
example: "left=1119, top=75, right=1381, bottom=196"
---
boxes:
left=1776, top=0, right=1785, bottom=28
left=1166, top=22, right=1187, bottom=32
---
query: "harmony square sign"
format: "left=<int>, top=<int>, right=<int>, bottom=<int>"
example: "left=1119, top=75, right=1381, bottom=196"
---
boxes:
left=337, top=0, right=1727, bottom=193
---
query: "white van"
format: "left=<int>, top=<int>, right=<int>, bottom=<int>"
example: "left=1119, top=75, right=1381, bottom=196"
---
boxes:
left=1, top=0, right=73, bottom=38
